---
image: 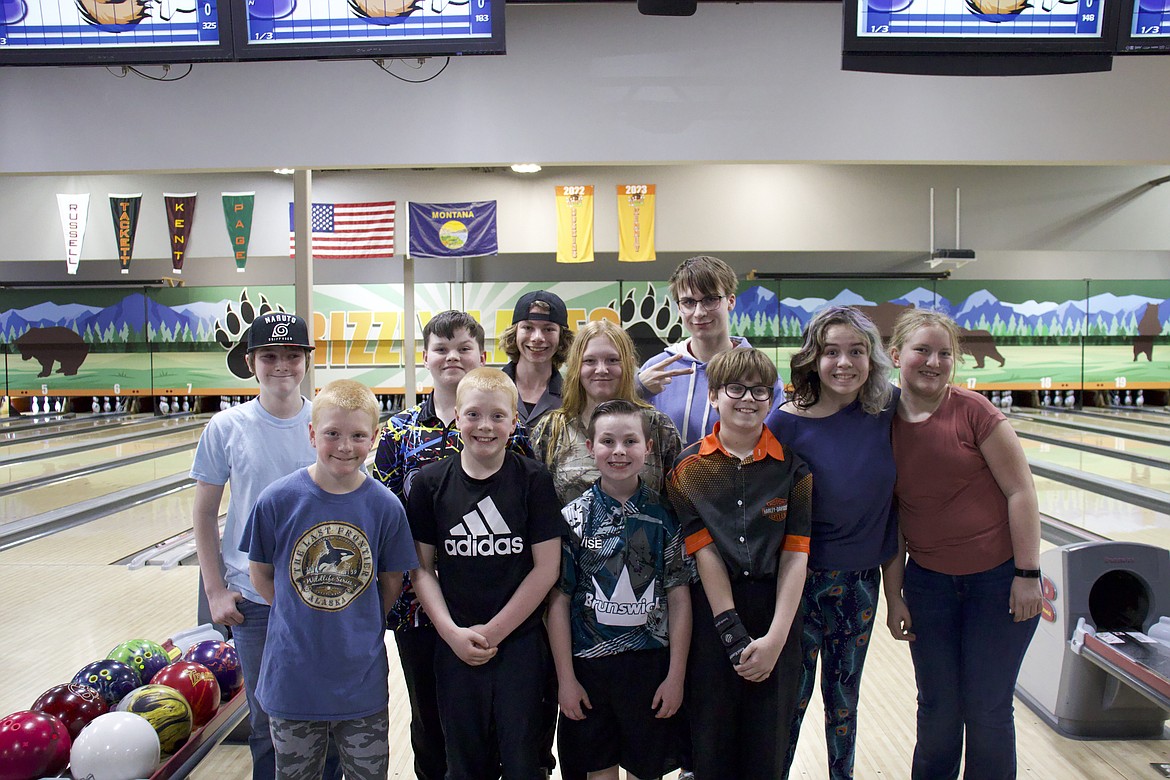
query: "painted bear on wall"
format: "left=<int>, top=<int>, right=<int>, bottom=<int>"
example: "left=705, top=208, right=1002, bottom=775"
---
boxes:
left=15, top=327, right=90, bottom=377
left=1133, top=303, right=1160, bottom=363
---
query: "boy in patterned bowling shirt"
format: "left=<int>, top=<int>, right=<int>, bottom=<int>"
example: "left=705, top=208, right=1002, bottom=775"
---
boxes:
left=667, top=348, right=812, bottom=780
left=548, top=398, right=692, bottom=780
left=243, top=380, right=418, bottom=780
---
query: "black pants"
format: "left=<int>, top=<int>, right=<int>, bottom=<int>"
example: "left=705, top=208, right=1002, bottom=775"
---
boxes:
left=687, top=580, right=803, bottom=780
left=394, top=625, right=446, bottom=780
left=436, top=625, right=548, bottom=780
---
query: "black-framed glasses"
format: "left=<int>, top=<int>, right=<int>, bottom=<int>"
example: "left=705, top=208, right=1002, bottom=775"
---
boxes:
left=722, top=383, right=774, bottom=401
left=677, top=295, right=724, bottom=312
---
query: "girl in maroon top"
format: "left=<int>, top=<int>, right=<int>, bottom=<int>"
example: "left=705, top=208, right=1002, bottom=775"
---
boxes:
left=885, top=309, right=1043, bottom=780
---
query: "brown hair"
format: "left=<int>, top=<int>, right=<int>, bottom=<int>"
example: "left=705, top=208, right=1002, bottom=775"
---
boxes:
left=668, top=255, right=738, bottom=301
left=789, top=306, right=894, bottom=415
left=706, top=347, right=778, bottom=397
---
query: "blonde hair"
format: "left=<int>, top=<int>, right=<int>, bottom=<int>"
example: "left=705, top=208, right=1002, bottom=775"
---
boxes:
left=312, top=379, right=379, bottom=432
left=455, top=367, right=519, bottom=412
left=537, top=321, right=650, bottom=467
left=706, top=348, right=778, bottom=396
left=889, top=309, right=964, bottom=380
left=789, top=306, right=893, bottom=416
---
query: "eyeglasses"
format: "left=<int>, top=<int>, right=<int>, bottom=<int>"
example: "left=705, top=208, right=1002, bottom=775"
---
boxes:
left=721, top=383, right=774, bottom=402
left=677, top=295, right=724, bottom=313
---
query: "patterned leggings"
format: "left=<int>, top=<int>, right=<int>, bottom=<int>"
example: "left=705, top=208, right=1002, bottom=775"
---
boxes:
left=270, top=708, right=389, bottom=780
left=782, top=567, right=881, bottom=780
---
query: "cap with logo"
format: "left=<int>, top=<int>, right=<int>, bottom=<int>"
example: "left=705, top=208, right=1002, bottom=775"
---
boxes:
left=247, top=312, right=315, bottom=352
left=511, top=290, right=569, bottom=330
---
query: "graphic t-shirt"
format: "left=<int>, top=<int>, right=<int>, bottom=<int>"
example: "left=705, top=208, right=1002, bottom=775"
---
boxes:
left=243, top=469, right=418, bottom=720
left=407, top=452, right=566, bottom=634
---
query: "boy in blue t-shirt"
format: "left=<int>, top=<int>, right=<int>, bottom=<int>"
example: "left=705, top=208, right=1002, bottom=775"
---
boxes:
left=548, top=398, right=692, bottom=780
left=243, top=379, right=418, bottom=780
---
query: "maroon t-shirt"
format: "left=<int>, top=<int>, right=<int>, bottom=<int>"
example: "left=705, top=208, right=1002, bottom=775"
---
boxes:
left=892, top=386, right=1014, bottom=575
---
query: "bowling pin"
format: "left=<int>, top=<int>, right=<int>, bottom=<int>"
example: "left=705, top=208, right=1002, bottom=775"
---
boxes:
left=102, top=396, right=112, bottom=413
left=1137, top=390, right=1145, bottom=408
left=234, top=395, right=242, bottom=407
left=92, top=396, right=100, bottom=414
left=990, top=391, right=1000, bottom=407
left=1041, top=391, right=1050, bottom=407
left=0, top=396, right=7, bottom=417
left=31, top=396, right=40, bottom=414
left=1001, top=391, right=1012, bottom=410
left=181, top=397, right=190, bottom=413
left=158, top=396, right=170, bottom=415
left=1065, top=390, right=1076, bottom=408
left=1124, top=391, right=1133, bottom=406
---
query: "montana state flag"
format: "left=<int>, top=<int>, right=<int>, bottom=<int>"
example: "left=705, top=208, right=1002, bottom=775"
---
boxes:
left=164, top=193, right=197, bottom=275
left=109, top=194, right=142, bottom=275
left=617, top=184, right=655, bottom=262
left=556, top=186, right=594, bottom=264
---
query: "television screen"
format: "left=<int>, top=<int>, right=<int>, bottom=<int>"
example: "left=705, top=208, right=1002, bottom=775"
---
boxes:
left=231, top=0, right=503, bottom=60
left=0, top=0, right=235, bottom=65
left=1116, top=0, right=1170, bottom=52
left=843, top=0, right=1120, bottom=73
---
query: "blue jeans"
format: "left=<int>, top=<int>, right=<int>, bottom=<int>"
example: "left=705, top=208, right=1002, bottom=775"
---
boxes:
left=234, top=598, right=342, bottom=780
left=903, top=559, right=1039, bottom=780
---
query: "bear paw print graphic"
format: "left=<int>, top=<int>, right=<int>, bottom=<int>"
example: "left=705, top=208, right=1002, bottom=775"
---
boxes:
left=609, top=283, right=685, bottom=365
left=214, top=289, right=280, bottom=380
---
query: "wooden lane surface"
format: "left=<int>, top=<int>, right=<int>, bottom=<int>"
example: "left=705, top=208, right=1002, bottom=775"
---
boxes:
left=0, top=427, right=203, bottom=488
left=0, top=416, right=199, bottom=460
left=1012, top=417, right=1170, bottom=462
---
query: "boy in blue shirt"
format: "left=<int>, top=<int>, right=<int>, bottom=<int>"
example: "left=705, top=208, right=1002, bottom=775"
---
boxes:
left=243, top=379, right=418, bottom=780
left=549, top=398, right=691, bottom=780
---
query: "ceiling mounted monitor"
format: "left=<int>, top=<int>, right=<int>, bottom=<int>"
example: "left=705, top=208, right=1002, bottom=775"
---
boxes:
left=230, top=0, right=504, bottom=61
left=1116, top=0, right=1170, bottom=53
left=0, top=0, right=236, bottom=66
left=842, top=0, right=1120, bottom=74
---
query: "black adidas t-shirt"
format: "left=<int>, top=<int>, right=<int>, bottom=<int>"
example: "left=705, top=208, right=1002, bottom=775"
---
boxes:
left=408, top=452, right=566, bottom=634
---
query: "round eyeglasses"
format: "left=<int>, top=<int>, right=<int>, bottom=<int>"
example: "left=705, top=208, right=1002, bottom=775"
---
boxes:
left=721, top=383, right=774, bottom=401
left=677, top=295, right=724, bottom=313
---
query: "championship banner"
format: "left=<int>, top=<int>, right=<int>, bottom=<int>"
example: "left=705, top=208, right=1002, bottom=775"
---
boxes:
left=109, top=194, right=142, bottom=275
left=164, top=192, right=197, bottom=275
left=222, top=192, right=255, bottom=273
left=555, top=186, right=594, bottom=264
left=289, top=201, right=396, bottom=259
left=407, top=201, right=498, bottom=259
left=56, top=193, right=89, bottom=275
left=617, top=184, right=656, bottom=263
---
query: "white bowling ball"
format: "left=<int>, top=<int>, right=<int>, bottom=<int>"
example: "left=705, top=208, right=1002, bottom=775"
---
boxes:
left=70, top=711, right=160, bottom=780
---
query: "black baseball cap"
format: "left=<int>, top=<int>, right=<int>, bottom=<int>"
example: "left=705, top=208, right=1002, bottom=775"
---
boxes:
left=511, top=290, right=569, bottom=329
left=247, top=312, right=314, bottom=352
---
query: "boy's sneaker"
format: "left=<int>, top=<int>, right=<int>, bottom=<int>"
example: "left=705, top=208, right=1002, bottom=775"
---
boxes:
left=678, top=772, right=695, bottom=780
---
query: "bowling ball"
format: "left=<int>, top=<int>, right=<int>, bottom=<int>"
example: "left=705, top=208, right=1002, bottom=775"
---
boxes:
left=72, top=660, right=141, bottom=707
left=31, top=682, right=109, bottom=739
left=151, top=661, right=221, bottom=727
left=0, top=709, right=72, bottom=780
left=116, top=684, right=193, bottom=754
left=108, top=638, right=170, bottom=684
left=69, top=711, right=160, bottom=780
left=183, top=640, right=242, bottom=699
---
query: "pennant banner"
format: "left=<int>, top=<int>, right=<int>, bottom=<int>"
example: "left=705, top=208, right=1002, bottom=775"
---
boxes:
left=555, top=186, right=594, bottom=264
left=408, top=201, right=498, bottom=259
left=56, top=194, right=90, bottom=276
left=289, top=201, right=396, bottom=259
left=164, top=192, right=197, bottom=275
left=617, top=184, right=656, bottom=263
left=223, top=192, right=255, bottom=273
left=109, top=193, right=142, bottom=275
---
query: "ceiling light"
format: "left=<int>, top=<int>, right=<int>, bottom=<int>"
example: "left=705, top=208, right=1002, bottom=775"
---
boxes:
left=510, top=163, right=542, bottom=174
left=273, top=168, right=295, bottom=175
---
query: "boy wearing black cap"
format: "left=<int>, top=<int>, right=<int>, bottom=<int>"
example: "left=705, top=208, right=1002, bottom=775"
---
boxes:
left=499, top=290, right=575, bottom=427
left=191, top=311, right=338, bottom=780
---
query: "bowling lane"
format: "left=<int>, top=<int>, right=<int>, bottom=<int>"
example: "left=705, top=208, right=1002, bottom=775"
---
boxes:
left=0, top=450, right=197, bottom=524
left=1019, top=437, right=1170, bottom=494
left=1033, top=475, right=1170, bottom=549
left=0, top=426, right=203, bottom=488
left=0, top=415, right=203, bottom=460
left=0, top=412, right=150, bottom=440
left=1011, top=417, right=1170, bottom=463
left=1018, top=409, right=1170, bottom=441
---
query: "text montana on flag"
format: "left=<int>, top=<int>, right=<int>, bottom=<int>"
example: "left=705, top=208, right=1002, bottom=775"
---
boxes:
left=289, top=201, right=396, bottom=259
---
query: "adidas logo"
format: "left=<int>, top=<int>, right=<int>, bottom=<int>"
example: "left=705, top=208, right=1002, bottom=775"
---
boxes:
left=445, top=497, right=524, bottom=557
left=584, top=567, right=658, bottom=627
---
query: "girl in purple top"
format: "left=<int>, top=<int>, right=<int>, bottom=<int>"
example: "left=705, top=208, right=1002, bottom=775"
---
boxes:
left=765, top=306, right=899, bottom=780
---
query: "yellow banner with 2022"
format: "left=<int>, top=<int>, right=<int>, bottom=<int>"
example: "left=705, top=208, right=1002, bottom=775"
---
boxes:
left=555, top=185, right=594, bottom=264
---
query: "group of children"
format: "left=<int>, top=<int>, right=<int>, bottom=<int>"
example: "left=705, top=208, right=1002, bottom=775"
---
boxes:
left=192, top=259, right=813, bottom=780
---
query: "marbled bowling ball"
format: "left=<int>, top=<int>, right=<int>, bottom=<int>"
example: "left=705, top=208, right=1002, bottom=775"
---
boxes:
left=183, top=640, right=242, bottom=700
left=72, top=660, right=141, bottom=707
left=0, top=709, right=71, bottom=780
left=31, top=682, right=109, bottom=739
left=108, top=638, right=171, bottom=684
left=116, top=684, right=192, bottom=755
left=152, top=661, right=221, bottom=728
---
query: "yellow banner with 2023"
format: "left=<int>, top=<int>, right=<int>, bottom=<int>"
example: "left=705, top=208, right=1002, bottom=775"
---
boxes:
left=617, top=184, right=655, bottom=262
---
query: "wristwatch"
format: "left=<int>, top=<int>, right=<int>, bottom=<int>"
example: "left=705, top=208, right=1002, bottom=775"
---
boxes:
left=1014, top=567, right=1041, bottom=578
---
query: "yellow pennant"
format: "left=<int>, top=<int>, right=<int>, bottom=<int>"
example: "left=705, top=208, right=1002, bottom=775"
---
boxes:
left=617, top=184, right=655, bottom=263
left=556, top=185, right=594, bottom=264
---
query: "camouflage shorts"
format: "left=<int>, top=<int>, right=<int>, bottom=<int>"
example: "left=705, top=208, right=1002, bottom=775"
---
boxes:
left=270, top=708, right=390, bottom=780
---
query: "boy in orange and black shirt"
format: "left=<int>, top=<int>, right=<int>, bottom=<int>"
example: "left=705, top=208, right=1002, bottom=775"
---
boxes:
left=667, top=347, right=812, bottom=780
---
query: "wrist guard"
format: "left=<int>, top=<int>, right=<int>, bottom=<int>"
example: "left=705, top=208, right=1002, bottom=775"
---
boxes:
left=714, top=609, right=751, bottom=665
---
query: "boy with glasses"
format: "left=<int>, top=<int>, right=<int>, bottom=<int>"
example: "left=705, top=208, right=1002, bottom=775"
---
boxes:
left=637, top=255, right=781, bottom=446
left=667, top=348, right=811, bottom=780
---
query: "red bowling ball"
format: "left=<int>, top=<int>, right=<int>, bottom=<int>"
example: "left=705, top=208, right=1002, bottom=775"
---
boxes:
left=0, top=709, right=72, bottom=780
left=151, top=661, right=221, bottom=727
left=32, top=682, right=109, bottom=739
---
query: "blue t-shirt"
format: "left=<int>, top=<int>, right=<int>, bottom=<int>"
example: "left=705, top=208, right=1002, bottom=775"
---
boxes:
left=243, top=469, right=418, bottom=721
left=190, top=397, right=315, bottom=605
left=558, top=482, right=691, bottom=658
left=765, top=396, right=898, bottom=571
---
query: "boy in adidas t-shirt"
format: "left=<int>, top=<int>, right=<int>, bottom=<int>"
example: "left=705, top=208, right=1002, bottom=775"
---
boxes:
left=548, top=399, right=692, bottom=780
left=408, top=367, right=565, bottom=780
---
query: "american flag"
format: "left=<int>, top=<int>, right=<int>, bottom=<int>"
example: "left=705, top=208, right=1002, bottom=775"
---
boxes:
left=288, top=201, right=396, bottom=259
